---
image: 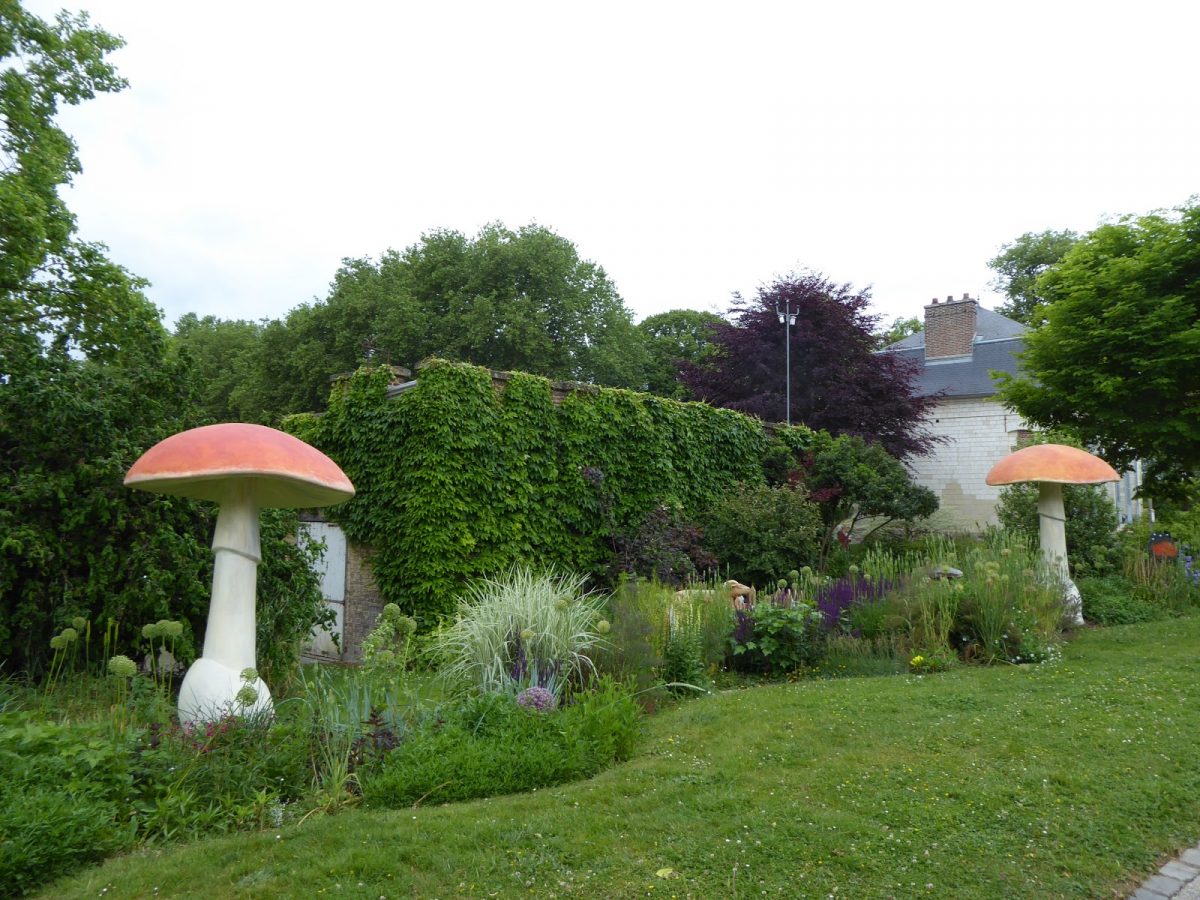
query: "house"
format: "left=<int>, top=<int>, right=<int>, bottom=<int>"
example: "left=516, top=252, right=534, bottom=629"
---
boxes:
left=880, top=294, right=1144, bottom=530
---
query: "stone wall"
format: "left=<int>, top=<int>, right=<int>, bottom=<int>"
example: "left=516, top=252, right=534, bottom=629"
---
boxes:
left=906, top=396, right=1026, bottom=530
left=341, top=541, right=383, bottom=663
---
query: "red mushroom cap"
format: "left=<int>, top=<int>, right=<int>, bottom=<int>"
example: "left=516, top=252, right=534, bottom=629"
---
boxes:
left=125, top=423, right=355, bottom=508
left=986, top=443, right=1119, bottom=487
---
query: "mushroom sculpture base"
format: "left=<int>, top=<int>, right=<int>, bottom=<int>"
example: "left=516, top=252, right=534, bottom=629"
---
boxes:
left=178, top=657, right=273, bottom=725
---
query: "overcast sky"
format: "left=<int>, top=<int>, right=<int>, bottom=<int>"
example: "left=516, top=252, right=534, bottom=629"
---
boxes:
left=31, top=0, right=1200, bottom=331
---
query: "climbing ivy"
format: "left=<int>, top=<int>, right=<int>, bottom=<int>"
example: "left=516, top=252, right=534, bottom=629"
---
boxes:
left=286, top=360, right=770, bottom=623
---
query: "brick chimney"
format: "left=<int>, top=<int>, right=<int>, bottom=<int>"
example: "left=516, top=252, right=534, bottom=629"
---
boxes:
left=924, top=293, right=978, bottom=359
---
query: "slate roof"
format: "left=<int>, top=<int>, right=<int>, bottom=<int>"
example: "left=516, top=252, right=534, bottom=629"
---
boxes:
left=881, top=306, right=1028, bottom=399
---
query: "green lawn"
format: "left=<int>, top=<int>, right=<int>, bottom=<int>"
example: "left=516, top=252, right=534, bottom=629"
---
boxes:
left=44, top=617, right=1200, bottom=898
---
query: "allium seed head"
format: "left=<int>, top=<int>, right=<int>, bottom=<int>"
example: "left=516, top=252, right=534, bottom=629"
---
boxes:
left=107, top=655, right=137, bottom=678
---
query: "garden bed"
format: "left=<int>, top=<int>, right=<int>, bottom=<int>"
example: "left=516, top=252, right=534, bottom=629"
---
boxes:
left=40, top=615, right=1200, bottom=899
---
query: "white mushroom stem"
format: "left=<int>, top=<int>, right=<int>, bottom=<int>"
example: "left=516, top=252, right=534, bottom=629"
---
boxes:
left=1037, top=482, right=1084, bottom=625
left=177, top=481, right=273, bottom=723
left=205, top=482, right=261, bottom=672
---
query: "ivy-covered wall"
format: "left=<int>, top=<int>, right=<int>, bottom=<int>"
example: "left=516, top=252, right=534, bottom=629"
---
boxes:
left=285, top=360, right=781, bottom=622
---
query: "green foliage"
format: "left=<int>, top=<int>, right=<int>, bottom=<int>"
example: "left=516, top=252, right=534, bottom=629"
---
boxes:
left=168, top=314, right=268, bottom=423
left=0, top=2, right=327, bottom=680
left=0, top=714, right=135, bottom=895
left=39, top=619, right=1200, bottom=898
left=596, top=579, right=731, bottom=697
left=360, top=680, right=640, bottom=808
left=1077, top=576, right=1161, bottom=625
left=987, top=229, right=1079, bottom=325
left=0, top=783, right=130, bottom=896
left=773, top=426, right=939, bottom=557
left=221, top=223, right=651, bottom=422
left=729, top=602, right=825, bottom=674
left=996, top=482, right=1120, bottom=577
left=132, top=710, right=311, bottom=843
left=953, top=540, right=1064, bottom=664
left=0, top=1, right=206, bottom=675
left=701, top=482, right=822, bottom=587
left=0, top=1, right=126, bottom=310
left=907, top=648, right=955, bottom=674
left=291, top=360, right=769, bottom=619
left=255, top=511, right=333, bottom=690
left=997, top=201, right=1200, bottom=502
left=360, top=603, right=417, bottom=679
left=637, top=308, right=723, bottom=398
left=874, top=315, right=922, bottom=348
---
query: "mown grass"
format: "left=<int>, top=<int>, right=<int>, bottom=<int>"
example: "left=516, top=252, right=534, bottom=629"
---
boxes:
left=43, top=617, right=1200, bottom=898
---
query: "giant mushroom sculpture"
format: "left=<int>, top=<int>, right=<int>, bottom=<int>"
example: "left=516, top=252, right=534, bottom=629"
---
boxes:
left=986, top=443, right=1118, bottom=625
left=125, top=423, right=354, bottom=723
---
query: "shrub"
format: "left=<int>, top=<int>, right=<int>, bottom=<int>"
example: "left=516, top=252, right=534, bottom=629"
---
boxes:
left=611, top=504, right=716, bottom=586
left=131, top=709, right=312, bottom=843
left=430, top=566, right=608, bottom=699
left=256, top=509, right=334, bottom=691
left=1078, top=575, right=1161, bottom=625
left=702, top=482, right=822, bottom=587
left=730, top=602, right=824, bottom=675
left=0, top=714, right=136, bottom=895
left=595, top=579, right=731, bottom=695
left=593, top=579, right=664, bottom=693
left=0, top=784, right=131, bottom=896
left=997, top=482, right=1120, bottom=577
left=360, top=680, right=641, bottom=807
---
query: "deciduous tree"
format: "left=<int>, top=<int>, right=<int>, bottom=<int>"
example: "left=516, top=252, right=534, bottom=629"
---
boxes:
left=232, top=223, right=651, bottom=419
left=0, top=2, right=326, bottom=675
left=680, top=274, right=937, bottom=460
left=988, top=229, right=1079, bottom=325
left=637, top=308, right=723, bottom=398
left=997, top=202, right=1200, bottom=502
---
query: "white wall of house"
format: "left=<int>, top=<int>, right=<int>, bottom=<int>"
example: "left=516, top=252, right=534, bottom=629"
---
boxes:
left=907, top=397, right=1027, bottom=530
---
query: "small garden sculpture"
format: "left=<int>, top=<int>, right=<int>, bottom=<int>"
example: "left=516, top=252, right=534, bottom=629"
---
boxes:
left=986, top=443, right=1118, bottom=624
left=125, top=423, right=354, bottom=723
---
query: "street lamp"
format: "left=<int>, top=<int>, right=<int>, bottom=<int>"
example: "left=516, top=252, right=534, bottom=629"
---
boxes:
left=776, top=299, right=797, bottom=426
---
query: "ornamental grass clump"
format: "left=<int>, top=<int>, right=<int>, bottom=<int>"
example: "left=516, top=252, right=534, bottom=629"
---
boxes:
left=954, top=534, right=1065, bottom=663
left=432, top=566, right=608, bottom=699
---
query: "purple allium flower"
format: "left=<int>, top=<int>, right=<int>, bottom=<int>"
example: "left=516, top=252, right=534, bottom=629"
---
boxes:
left=516, top=686, right=557, bottom=712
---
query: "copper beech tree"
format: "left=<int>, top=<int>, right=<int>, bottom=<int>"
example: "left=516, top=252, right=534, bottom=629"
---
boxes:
left=680, top=274, right=939, bottom=461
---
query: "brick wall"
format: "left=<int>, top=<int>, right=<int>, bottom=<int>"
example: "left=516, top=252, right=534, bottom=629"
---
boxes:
left=906, top=396, right=1026, bottom=530
left=924, top=297, right=977, bottom=359
left=341, top=541, right=383, bottom=663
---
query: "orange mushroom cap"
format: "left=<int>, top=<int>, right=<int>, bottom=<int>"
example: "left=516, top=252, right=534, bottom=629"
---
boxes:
left=986, top=443, right=1119, bottom=487
left=125, top=423, right=354, bottom=508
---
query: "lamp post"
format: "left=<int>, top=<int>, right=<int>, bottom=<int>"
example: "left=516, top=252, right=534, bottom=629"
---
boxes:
left=776, top=299, right=797, bottom=426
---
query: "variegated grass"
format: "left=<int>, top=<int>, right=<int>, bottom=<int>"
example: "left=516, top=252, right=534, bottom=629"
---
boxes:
left=430, top=566, right=608, bottom=699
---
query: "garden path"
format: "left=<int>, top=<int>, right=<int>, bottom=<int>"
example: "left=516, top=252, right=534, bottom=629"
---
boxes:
left=1131, top=845, right=1200, bottom=899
